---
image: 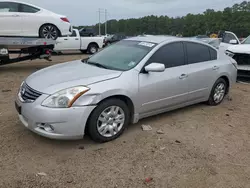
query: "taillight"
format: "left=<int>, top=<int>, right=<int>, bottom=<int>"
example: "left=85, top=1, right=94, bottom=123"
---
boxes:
left=61, top=17, right=70, bottom=23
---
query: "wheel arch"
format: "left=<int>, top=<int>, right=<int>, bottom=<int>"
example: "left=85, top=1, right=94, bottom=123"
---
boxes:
left=218, top=75, right=230, bottom=94
left=87, top=42, right=99, bottom=49
left=39, top=23, right=62, bottom=37
left=85, top=94, right=135, bottom=135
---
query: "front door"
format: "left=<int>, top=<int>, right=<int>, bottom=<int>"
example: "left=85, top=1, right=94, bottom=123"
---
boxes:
left=138, top=42, right=190, bottom=115
left=0, top=2, right=22, bottom=35
left=54, top=30, right=80, bottom=51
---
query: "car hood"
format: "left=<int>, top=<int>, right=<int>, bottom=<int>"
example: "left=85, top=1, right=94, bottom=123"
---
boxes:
left=227, top=44, right=250, bottom=54
left=25, top=60, right=122, bottom=94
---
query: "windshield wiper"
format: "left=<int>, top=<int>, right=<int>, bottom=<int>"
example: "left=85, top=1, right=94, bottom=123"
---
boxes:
left=87, top=61, right=109, bottom=69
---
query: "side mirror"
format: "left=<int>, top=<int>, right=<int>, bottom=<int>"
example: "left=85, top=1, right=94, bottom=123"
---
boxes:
left=144, top=63, right=165, bottom=73
left=229, top=39, right=238, bottom=44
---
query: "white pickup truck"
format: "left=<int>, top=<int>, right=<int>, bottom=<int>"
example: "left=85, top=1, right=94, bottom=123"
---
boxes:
left=54, top=29, right=105, bottom=54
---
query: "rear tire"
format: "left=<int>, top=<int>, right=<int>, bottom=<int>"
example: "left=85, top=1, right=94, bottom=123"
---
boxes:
left=39, top=24, right=60, bottom=40
left=207, top=78, right=228, bottom=106
left=87, top=43, right=98, bottom=54
left=87, top=99, right=130, bottom=143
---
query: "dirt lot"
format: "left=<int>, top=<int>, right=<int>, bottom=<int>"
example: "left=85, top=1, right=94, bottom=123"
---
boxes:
left=1, top=53, right=250, bottom=188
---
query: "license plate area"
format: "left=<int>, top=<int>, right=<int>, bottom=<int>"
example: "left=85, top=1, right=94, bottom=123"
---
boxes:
left=15, top=102, right=21, bottom=115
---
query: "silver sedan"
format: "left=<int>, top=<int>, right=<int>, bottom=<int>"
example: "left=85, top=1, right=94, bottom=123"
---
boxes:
left=15, top=36, right=237, bottom=142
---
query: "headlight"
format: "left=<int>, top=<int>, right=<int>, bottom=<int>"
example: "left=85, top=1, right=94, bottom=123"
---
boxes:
left=42, top=86, right=90, bottom=108
left=225, top=50, right=234, bottom=58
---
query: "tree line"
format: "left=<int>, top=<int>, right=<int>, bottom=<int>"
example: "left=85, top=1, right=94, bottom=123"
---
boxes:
left=75, top=1, right=250, bottom=37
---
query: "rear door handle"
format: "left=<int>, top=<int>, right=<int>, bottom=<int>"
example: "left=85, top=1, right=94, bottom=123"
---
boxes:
left=213, top=66, right=219, bottom=70
left=75, top=38, right=79, bottom=40
left=12, top=14, right=20, bottom=17
left=179, top=74, right=188, bottom=79
left=64, top=39, right=68, bottom=40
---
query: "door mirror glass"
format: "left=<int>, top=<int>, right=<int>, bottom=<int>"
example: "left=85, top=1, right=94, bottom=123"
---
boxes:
left=144, top=63, right=165, bottom=72
left=229, top=39, right=238, bottom=44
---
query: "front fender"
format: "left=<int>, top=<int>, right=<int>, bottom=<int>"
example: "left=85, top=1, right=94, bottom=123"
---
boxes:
left=73, top=89, right=134, bottom=106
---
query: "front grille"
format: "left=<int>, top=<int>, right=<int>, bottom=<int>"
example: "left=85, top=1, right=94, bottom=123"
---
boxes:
left=20, top=83, right=42, bottom=102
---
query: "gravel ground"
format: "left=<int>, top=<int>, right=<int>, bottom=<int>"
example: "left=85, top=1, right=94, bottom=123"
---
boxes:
left=1, top=53, right=250, bottom=188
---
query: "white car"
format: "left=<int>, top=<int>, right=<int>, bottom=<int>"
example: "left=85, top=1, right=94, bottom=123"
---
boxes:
left=0, top=0, right=72, bottom=40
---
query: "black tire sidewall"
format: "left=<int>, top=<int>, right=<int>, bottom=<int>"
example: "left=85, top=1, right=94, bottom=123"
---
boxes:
left=208, top=78, right=228, bottom=106
left=87, top=99, right=130, bottom=143
left=88, top=44, right=98, bottom=54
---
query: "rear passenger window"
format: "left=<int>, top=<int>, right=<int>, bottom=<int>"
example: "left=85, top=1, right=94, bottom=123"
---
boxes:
left=147, top=42, right=185, bottom=68
left=186, top=42, right=210, bottom=64
left=209, top=48, right=217, bottom=60
left=19, top=4, right=40, bottom=13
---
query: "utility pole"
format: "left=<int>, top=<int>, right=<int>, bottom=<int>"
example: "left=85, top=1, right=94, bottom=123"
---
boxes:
left=98, top=8, right=101, bottom=36
left=105, top=9, right=107, bottom=35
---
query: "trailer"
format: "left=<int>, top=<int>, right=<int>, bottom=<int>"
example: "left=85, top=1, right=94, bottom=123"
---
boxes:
left=0, top=37, right=55, bottom=66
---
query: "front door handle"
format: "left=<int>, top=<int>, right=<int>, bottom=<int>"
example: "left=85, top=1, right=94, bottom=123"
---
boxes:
left=179, top=74, right=188, bottom=79
left=75, top=38, right=79, bottom=40
left=213, top=66, right=219, bottom=70
left=12, top=14, right=20, bottom=17
left=64, top=39, right=68, bottom=40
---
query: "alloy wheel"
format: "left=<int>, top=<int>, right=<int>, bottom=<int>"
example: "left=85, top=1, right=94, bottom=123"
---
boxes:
left=97, top=106, right=125, bottom=137
left=42, top=25, right=58, bottom=40
left=213, top=82, right=226, bottom=103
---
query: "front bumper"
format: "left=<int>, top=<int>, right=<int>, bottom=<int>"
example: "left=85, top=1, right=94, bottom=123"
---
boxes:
left=15, top=94, right=96, bottom=140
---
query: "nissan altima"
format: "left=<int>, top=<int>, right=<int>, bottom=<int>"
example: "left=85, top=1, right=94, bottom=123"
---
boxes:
left=15, top=36, right=237, bottom=142
left=0, top=0, right=72, bottom=39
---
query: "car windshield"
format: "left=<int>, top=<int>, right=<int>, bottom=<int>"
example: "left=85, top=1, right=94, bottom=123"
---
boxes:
left=84, top=40, right=156, bottom=71
left=242, top=36, right=250, bottom=44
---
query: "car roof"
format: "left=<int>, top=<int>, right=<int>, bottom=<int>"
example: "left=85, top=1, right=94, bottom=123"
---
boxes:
left=1, top=0, right=44, bottom=10
left=125, top=35, right=177, bottom=44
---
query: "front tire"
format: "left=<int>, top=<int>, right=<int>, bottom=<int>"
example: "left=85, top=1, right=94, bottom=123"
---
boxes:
left=87, top=43, right=98, bottom=54
left=39, top=24, right=60, bottom=40
left=87, top=99, right=130, bottom=143
left=207, top=78, right=228, bottom=106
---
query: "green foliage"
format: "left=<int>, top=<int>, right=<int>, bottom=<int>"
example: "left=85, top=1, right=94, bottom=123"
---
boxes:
left=76, top=1, right=250, bottom=37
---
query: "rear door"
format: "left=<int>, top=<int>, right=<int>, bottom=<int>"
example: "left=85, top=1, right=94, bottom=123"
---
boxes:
left=138, top=42, right=190, bottom=115
left=54, top=30, right=80, bottom=51
left=0, top=2, right=22, bottom=35
left=184, top=42, right=219, bottom=102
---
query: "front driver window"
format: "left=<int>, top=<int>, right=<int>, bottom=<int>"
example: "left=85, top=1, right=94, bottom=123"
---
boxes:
left=147, top=42, right=185, bottom=68
left=70, top=30, right=77, bottom=37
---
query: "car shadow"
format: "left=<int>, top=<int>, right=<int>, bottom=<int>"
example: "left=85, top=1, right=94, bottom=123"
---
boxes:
left=20, top=102, right=208, bottom=149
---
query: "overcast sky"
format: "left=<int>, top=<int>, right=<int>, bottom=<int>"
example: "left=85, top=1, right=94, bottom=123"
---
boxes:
left=23, top=0, right=243, bottom=26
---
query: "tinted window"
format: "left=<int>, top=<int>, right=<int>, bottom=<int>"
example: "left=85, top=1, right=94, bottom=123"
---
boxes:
left=209, top=48, right=217, bottom=60
left=19, top=4, right=40, bottom=13
left=147, top=42, right=185, bottom=68
left=0, top=2, right=18, bottom=12
left=223, top=33, right=238, bottom=44
left=186, top=42, right=210, bottom=64
left=70, top=30, right=77, bottom=37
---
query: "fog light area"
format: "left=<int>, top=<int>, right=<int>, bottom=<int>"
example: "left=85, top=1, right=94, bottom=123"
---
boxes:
left=37, top=123, right=54, bottom=132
